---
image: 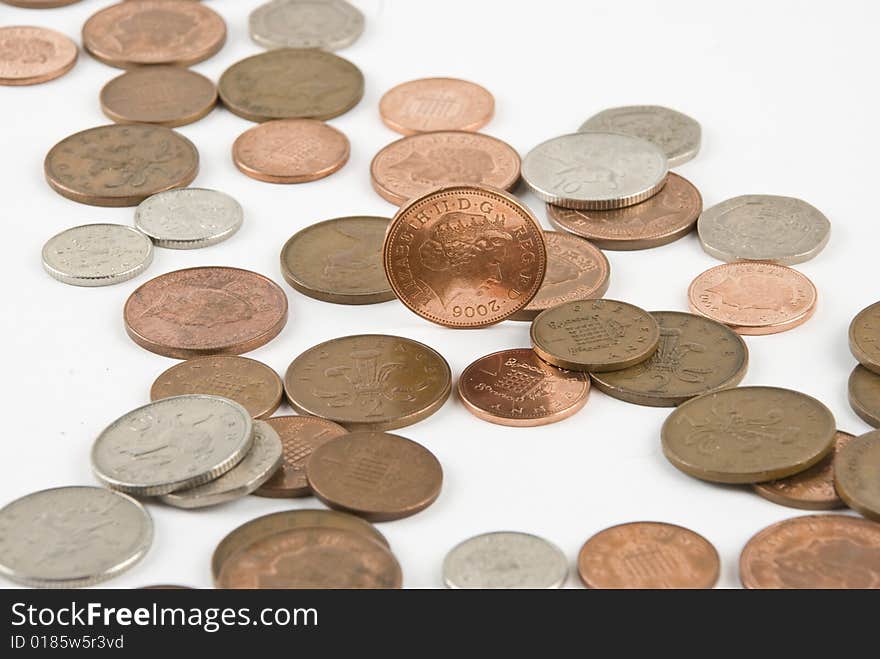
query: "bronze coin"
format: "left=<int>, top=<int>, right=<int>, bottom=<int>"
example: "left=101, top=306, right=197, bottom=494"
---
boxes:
left=590, top=311, right=748, bottom=406
left=662, top=386, right=837, bottom=484
left=150, top=356, right=283, bottom=419
left=100, top=66, right=217, bottom=127
left=3, top=1, right=82, bottom=7
left=0, top=26, right=77, bottom=86
left=546, top=173, right=702, bottom=250
left=284, top=334, right=451, bottom=431
left=306, top=431, right=443, bottom=522
left=254, top=416, right=349, bottom=498
left=383, top=185, right=547, bottom=328
left=754, top=431, right=854, bottom=510
left=740, top=514, right=880, bottom=588
left=280, top=216, right=394, bottom=305
left=370, top=131, right=520, bottom=206
left=124, top=266, right=288, bottom=359
left=379, top=77, right=494, bottom=135
left=849, top=301, right=880, bottom=375
left=457, top=348, right=590, bottom=427
left=232, top=119, right=349, bottom=184
left=218, top=48, right=364, bottom=123
left=577, top=522, right=720, bottom=589
left=835, top=431, right=880, bottom=522
left=530, top=299, right=660, bottom=372
left=44, top=124, right=198, bottom=207
left=848, top=364, right=880, bottom=427
left=82, top=0, right=226, bottom=68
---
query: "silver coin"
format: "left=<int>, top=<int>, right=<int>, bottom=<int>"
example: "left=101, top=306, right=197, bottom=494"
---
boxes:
left=249, top=0, right=365, bottom=51
left=0, top=486, right=152, bottom=588
left=41, top=223, right=153, bottom=286
left=443, top=531, right=568, bottom=589
left=522, top=132, right=668, bottom=210
left=134, top=188, right=243, bottom=250
left=159, top=420, right=283, bottom=509
left=92, top=395, right=254, bottom=497
left=579, top=105, right=701, bottom=167
left=697, top=194, right=830, bottom=265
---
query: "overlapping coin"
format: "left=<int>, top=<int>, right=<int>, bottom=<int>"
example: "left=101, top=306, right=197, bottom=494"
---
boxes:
left=0, top=26, right=77, bottom=86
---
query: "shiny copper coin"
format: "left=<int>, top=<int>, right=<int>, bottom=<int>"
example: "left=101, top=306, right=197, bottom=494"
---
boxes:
left=384, top=185, right=547, bottom=327
left=849, top=301, right=880, bottom=375
left=370, top=131, right=520, bottom=206
left=124, top=266, right=288, bottom=359
left=82, top=0, right=226, bottom=68
left=835, top=431, right=880, bottom=522
left=740, top=515, right=880, bottom=589
left=232, top=119, right=349, bottom=184
left=3, top=1, right=82, bottom=7
left=457, top=349, right=590, bottom=427
left=577, top=522, right=720, bottom=589
left=150, top=356, right=283, bottom=419
left=0, top=26, right=77, bottom=86
left=688, top=261, right=817, bottom=335
left=306, top=431, right=443, bottom=522
left=848, top=365, right=880, bottom=427
left=379, top=77, right=494, bottom=135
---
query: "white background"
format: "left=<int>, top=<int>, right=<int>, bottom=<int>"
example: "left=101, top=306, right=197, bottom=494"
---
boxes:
left=1, top=0, right=877, bottom=589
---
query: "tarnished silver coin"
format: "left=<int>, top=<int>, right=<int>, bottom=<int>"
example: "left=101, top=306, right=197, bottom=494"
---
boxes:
left=134, top=188, right=243, bottom=250
left=249, top=0, right=365, bottom=51
left=92, top=395, right=254, bottom=497
left=522, top=132, right=668, bottom=210
left=0, top=486, right=152, bottom=588
left=443, top=532, right=568, bottom=589
left=579, top=105, right=701, bottom=167
left=697, top=195, right=830, bottom=265
left=41, top=223, right=153, bottom=286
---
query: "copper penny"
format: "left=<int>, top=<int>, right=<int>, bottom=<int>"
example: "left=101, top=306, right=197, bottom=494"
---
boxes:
left=740, top=515, right=880, bottom=589
left=849, top=301, right=880, bottom=375
left=383, top=185, right=547, bottom=328
left=44, top=124, right=198, bottom=207
left=232, top=119, right=349, bottom=184
left=370, top=131, right=520, bottom=206
left=100, top=66, right=217, bottom=127
left=306, top=431, right=443, bottom=522
left=379, top=77, right=494, bottom=135
left=150, top=356, right=283, bottom=419
left=82, top=0, right=226, bottom=68
left=124, top=266, right=288, bottom=359
left=254, top=416, right=348, bottom=498
left=848, top=365, right=880, bottom=428
left=577, top=522, right=719, bottom=589
left=546, top=173, right=702, bottom=250
left=687, top=261, right=817, bottom=335
left=754, top=431, right=854, bottom=510
left=835, top=431, right=880, bottom=522
left=0, top=26, right=77, bottom=86
left=457, top=348, right=590, bottom=427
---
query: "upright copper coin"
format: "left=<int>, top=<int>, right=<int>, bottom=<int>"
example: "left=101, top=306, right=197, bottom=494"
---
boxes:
left=380, top=78, right=494, bottom=135
left=124, top=266, right=288, bottom=359
left=284, top=334, right=451, bottom=431
left=82, top=0, right=226, bottom=68
left=370, top=131, right=520, bottom=206
left=232, top=119, right=349, bottom=184
left=848, top=365, right=880, bottom=427
left=219, top=48, right=363, bottom=122
left=577, top=522, right=720, bottom=589
left=849, top=301, right=880, bottom=375
left=44, top=124, right=198, bottom=207
left=150, top=356, right=283, bottom=419
left=254, top=416, right=348, bottom=498
left=306, top=431, right=443, bottom=522
left=457, top=349, right=590, bottom=427
left=835, top=431, right=880, bottom=522
left=740, top=515, right=880, bottom=589
left=546, top=173, right=702, bottom=250
left=0, top=26, right=77, bottom=86
left=384, top=185, right=547, bottom=327
left=688, top=261, right=817, bottom=335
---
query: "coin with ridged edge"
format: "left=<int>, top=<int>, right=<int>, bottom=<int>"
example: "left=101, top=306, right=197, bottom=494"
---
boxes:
left=848, top=365, right=880, bottom=428
left=834, top=431, right=880, bottom=522
left=42, top=223, right=153, bottom=287
left=135, top=188, right=243, bottom=250
left=443, top=532, right=568, bottom=589
left=249, top=0, right=365, bottom=51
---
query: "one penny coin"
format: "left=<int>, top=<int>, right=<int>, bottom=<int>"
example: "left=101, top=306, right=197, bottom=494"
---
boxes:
left=849, top=301, right=880, bottom=375
left=379, top=77, right=494, bottom=135
left=740, top=515, right=880, bottom=589
left=577, top=522, right=720, bottom=589
left=124, top=266, right=288, bottom=359
left=232, top=119, right=349, bottom=184
left=687, top=261, right=817, bottom=335
left=0, top=26, right=77, bottom=86
left=306, top=431, right=443, bottom=522
left=370, top=131, right=520, bottom=206
left=457, top=348, right=590, bottom=427
left=834, top=431, right=880, bottom=522
left=661, top=386, right=837, bottom=484
left=383, top=185, right=547, bottom=328
left=848, top=365, right=880, bottom=427
left=44, top=124, right=198, bottom=207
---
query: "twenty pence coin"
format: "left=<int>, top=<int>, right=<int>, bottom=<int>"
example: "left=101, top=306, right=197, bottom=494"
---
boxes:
left=443, top=532, right=568, bottom=589
left=848, top=365, right=880, bottom=427
left=834, top=431, right=880, bottom=522
left=0, top=26, right=77, bottom=86
left=379, top=77, right=494, bottom=135
left=849, top=301, right=880, bottom=375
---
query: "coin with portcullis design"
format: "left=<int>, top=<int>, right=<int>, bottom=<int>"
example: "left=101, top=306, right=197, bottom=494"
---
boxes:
left=379, top=78, right=494, bottom=135
left=0, top=26, right=78, bottom=86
